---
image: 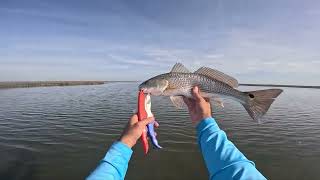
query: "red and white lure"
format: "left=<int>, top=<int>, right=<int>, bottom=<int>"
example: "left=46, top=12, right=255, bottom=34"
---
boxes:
left=137, top=90, right=162, bottom=154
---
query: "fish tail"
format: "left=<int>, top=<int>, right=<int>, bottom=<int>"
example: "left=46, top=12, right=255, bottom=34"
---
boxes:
left=242, top=89, right=283, bottom=121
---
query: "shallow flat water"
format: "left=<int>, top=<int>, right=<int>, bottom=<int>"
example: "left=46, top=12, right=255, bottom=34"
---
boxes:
left=0, top=83, right=319, bottom=180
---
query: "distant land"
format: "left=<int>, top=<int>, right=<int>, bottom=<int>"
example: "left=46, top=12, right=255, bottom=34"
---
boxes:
left=0, top=81, right=105, bottom=89
left=0, top=81, right=319, bottom=89
left=240, top=83, right=320, bottom=89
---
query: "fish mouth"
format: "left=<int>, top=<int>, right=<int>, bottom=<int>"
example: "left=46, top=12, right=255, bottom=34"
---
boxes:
left=141, top=88, right=153, bottom=94
left=139, top=87, right=161, bottom=95
left=138, top=85, right=149, bottom=93
left=140, top=88, right=147, bottom=92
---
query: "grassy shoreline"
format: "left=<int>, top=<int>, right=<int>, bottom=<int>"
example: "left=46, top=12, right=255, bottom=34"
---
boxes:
left=0, top=81, right=105, bottom=89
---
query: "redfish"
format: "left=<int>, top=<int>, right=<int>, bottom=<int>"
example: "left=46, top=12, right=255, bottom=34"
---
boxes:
left=139, top=63, right=282, bottom=121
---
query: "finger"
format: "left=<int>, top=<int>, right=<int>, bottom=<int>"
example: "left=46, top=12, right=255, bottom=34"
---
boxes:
left=192, top=86, right=204, bottom=102
left=154, top=121, right=159, bottom=128
left=138, top=117, right=154, bottom=126
left=129, top=114, right=138, bottom=126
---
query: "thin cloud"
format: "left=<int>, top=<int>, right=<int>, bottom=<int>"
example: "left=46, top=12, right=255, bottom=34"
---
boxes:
left=0, top=0, right=319, bottom=85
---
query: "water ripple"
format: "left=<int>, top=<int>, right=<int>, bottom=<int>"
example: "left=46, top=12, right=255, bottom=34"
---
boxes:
left=0, top=83, right=320, bottom=179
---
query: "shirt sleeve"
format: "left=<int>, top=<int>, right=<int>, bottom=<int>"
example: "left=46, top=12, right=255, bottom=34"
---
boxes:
left=197, top=117, right=267, bottom=180
left=86, top=141, right=133, bottom=180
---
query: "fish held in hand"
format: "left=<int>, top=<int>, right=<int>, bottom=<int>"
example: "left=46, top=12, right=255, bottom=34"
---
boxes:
left=139, top=63, right=283, bottom=121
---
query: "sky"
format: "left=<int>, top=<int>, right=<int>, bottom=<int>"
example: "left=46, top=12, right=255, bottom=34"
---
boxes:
left=1, top=0, right=320, bottom=85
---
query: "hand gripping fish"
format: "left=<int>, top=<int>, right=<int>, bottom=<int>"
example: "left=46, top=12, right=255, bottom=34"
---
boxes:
left=137, top=90, right=162, bottom=154
left=139, top=63, right=283, bottom=121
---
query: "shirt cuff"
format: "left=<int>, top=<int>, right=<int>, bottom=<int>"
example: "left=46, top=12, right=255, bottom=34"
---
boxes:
left=196, top=117, right=220, bottom=136
left=103, top=141, right=133, bottom=162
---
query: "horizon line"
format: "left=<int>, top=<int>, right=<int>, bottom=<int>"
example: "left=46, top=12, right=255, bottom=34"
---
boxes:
left=1, top=81, right=319, bottom=89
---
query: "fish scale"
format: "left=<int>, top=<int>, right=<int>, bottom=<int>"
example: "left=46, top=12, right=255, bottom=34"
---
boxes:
left=162, top=72, right=245, bottom=102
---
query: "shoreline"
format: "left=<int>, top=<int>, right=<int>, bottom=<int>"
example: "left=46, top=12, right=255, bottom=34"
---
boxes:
left=0, top=81, right=319, bottom=89
left=240, top=83, right=320, bottom=89
left=0, top=81, right=105, bottom=89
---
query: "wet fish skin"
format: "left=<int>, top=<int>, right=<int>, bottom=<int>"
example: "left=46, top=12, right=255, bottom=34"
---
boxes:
left=140, top=72, right=246, bottom=103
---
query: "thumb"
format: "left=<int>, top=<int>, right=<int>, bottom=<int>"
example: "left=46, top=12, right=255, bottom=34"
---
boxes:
left=138, top=117, right=154, bottom=127
left=192, top=86, right=203, bottom=102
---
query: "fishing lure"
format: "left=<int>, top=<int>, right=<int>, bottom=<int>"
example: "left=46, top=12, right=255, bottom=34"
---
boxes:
left=137, top=90, right=162, bottom=154
left=145, top=93, right=162, bottom=149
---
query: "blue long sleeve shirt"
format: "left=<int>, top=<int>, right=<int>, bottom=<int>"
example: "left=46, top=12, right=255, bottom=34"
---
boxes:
left=86, top=117, right=266, bottom=180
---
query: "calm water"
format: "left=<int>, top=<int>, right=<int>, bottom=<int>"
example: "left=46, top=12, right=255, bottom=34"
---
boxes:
left=0, top=83, right=319, bottom=180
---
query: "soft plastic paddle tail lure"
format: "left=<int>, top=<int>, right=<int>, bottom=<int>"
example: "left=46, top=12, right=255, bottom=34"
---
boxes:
left=137, top=90, right=162, bottom=154
left=145, top=94, right=162, bottom=149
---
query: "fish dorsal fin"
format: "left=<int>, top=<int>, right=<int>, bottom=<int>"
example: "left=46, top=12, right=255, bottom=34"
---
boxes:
left=194, top=67, right=238, bottom=88
left=170, top=63, right=191, bottom=73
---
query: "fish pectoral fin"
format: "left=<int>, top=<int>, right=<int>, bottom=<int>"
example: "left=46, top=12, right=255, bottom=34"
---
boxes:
left=212, top=98, right=224, bottom=108
left=194, top=67, right=238, bottom=88
left=205, top=94, right=224, bottom=107
left=170, top=63, right=191, bottom=73
left=170, top=96, right=186, bottom=109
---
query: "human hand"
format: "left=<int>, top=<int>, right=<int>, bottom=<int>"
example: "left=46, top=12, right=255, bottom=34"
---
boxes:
left=120, top=114, right=155, bottom=148
left=183, top=86, right=212, bottom=126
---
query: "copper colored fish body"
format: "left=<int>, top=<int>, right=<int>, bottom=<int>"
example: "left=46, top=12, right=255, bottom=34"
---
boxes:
left=139, top=63, right=283, bottom=121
